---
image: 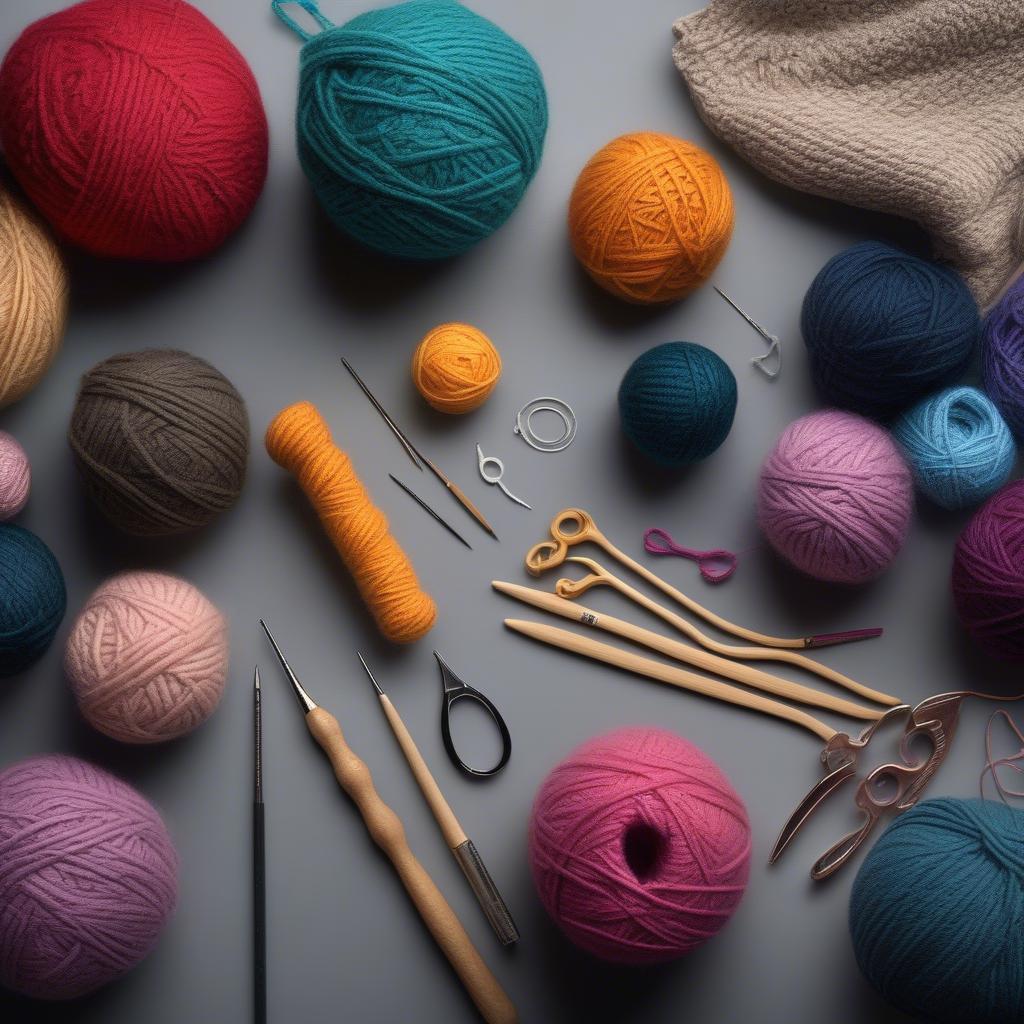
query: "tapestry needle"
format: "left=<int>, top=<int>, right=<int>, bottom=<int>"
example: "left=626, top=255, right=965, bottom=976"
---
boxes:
left=713, top=286, right=782, bottom=378
left=390, top=474, right=472, bottom=549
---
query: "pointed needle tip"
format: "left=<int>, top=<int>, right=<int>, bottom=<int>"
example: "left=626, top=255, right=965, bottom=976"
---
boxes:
left=356, top=652, right=384, bottom=695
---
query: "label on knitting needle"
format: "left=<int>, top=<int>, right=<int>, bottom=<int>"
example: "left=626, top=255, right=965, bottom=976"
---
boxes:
left=580, top=612, right=599, bottom=626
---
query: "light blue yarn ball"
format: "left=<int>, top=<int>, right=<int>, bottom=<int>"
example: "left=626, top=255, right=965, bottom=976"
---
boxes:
left=892, top=386, right=1016, bottom=510
left=294, top=0, right=548, bottom=260
left=850, top=798, right=1024, bottom=1024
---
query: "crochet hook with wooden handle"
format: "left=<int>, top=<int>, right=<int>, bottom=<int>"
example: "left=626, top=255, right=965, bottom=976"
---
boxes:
left=260, top=620, right=517, bottom=1024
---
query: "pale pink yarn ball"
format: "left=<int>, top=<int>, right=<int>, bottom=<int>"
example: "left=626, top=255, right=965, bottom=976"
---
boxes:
left=65, top=572, right=228, bottom=743
left=758, top=410, right=913, bottom=584
left=0, top=431, right=30, bottom=519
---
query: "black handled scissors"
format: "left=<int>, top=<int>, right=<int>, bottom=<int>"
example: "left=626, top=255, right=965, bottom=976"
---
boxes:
left=435, top=651, right=511, bottom=778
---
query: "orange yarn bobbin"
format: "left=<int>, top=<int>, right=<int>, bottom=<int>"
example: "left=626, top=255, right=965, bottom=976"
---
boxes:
left=265, top=402, right=436, bottom=644
left=568, top=132, right=734, bottom=304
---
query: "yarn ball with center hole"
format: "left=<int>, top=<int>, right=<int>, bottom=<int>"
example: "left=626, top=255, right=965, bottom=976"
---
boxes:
left=568, top=132, right=733, bottom=304
left=952, top=479, right=1024, bottom=661
left=758, top=410, right=913, bottom=584
left=892, top=386, right=1015, bottom=511
left=801, top=242, right=979, bottom=418
left=68, top=350, right=250, bottom=536
left=0, top=433, right=30, bottom=521
left=0, top=185, right=68, bottom=408
left=528, top=726, right=751, bottom=964
left=411, top=323, right=501, bottom=414
left=0, top=753, right=177, bottom=1000
left=290, top=0, right=547, bottom=261
left=0, top=524, right=65, bottom=677
left=849, top=798, right=1024, bottom=1024
left=983, top=274, right=1024, bottom=439
left=618, top=341, right=737, bottom=468
left=0, top=0, right=268, bottom=261
left=65, top=572, right=228, bottom=744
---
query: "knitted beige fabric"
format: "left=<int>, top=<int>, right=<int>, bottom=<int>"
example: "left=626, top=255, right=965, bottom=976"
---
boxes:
left=673, top=0, right=1024, bottom=307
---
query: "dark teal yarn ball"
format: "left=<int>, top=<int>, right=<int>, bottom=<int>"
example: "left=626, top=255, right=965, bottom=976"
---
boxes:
left=293, top=0, right=548, bottom=260
left=0, top=524, right=66, bottom=677
left=802, top=242, right=979, bottom=419
left=618, top=342, right=737, bottom=468
left=849, top=798, right=1024, bottom=1024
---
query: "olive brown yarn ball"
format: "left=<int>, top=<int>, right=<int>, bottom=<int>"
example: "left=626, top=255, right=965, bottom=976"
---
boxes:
left=0, top=184, right=68, bottom=408
left=65, top=572, right=228, bottom=744
left=569, top=132, right=734, bottom=304
left=412, top=323, right=502, bottom=414
left=68, top=350, right=249, bottom=536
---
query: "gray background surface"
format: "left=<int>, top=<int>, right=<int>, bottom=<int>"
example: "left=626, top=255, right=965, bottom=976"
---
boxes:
left=0, top=2, right=1016, bottom=1022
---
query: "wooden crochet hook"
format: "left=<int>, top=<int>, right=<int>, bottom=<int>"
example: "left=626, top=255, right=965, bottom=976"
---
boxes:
left=260, top=620, right=517, bottom=1024
left=525, top=509, right=882, bottom=651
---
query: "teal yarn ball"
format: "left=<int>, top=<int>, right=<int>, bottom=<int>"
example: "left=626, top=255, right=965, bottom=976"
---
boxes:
left=802, top=242, right=979, bottom=419
left=0, top=524, right=66, bottom=677
left=850, top=798, right=1024, bottom=1024
left=289, top=0, right=547, bottom=260
left=892, top=386, right=1016, bottom=510
left=618, top=342, right=737, bottom=468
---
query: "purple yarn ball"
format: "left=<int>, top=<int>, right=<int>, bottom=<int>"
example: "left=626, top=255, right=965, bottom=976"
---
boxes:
left=0, top=754, right=177, bottom=1000
left=953, top=479, right=1024, bottom=661
left=983, top=276, right=1024, bottom=439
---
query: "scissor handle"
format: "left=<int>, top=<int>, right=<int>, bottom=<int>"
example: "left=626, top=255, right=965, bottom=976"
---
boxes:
left=554, top=557, right=613, bottom=599
left=441, top=686, right=512, bottom=779
left=811, top=808, right=879, bottom=881
left=526, top=539, right=568, bottom=576
left=549, top=508, right=600, bottom=545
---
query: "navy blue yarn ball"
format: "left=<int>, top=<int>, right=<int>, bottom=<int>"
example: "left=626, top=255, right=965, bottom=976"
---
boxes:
left=618, top=342, right=737, bottom=468
left=0, top=524, right=66, bottom=677
left=802, top=242, right=979, bottom=419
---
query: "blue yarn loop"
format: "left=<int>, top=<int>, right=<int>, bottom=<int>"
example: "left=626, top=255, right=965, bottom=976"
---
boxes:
left=272, top=0, right=333, bottom=41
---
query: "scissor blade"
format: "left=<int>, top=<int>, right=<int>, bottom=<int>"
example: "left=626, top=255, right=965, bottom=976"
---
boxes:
left=769, top=761, right=858, bottom=864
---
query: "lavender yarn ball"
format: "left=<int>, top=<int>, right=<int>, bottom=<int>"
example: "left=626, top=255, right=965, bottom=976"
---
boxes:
left=984, top=275, right=1024, bottom=439
left=0, top=754, right=177, bottom=1000
left=758, top=410, right=913, bottom=583
left=0, top=432, right=29, bottom=519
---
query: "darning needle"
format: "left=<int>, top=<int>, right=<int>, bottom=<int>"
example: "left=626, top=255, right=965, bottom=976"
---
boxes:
left=390, top=474, right=472, bottom=549
left=340, top=356, right=422, bottom=470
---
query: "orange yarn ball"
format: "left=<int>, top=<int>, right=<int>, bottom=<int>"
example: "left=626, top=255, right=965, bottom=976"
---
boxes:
left=411, top=323, right=502, bottom=414
left=568, top=132, right=734, bottom=304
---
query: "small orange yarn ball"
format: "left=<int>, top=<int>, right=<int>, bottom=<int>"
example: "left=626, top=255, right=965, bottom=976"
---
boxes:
left=568, top=132, right=734, bottom=304
left=411, top=323, right=502, bottom=414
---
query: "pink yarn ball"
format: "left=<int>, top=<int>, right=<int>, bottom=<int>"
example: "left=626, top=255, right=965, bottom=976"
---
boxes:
left=528, top=727, right=751, bottom=964
left=758, top=410, right=913, bottom=584
left=0, top=431, right=29, bottom=519
left=65, top=571, right=228, bottom=743
left=0, top=754, right=177, bottom=1000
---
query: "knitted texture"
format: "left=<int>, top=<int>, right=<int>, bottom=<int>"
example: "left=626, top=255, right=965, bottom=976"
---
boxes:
left=801, top=243, right=979, bottom=419
left=0, top=432, right=30, bottom=521
left=411, top=323, right=501, bottom=414
left=673, top=0, right=1024, bottom=307
left=893, top=387, right=1015, bottom=510
left=0, top=184, right=67, bottom=408
left=952, top=480, right=1024, bottom=661
left=983, top=275, right=1024, bottom=439
left=0, top=524, right=65, bottom=677
left=265, top=401, right=436, bottom=643
left=529, top=727, right=750, bottom=964
left=0, top=0, right=268, bottom=261
left=68, top=350, right=250, bottom=537
left=618, top=341, right=737, bottom=468
left=568, top=132, right=733, bottom=304
left=281, top=0, right=547, bottom=261
left=758, top=410, right=913, bottom=584
left=65, top=572, right=229, bottom=744
left=0, top=754, right=177, bottom=1000
left=850, top=798, right=1024, bottom=1024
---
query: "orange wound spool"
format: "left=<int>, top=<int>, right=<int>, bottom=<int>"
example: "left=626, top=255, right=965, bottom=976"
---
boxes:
left=265, top=401, right=436, bottom=643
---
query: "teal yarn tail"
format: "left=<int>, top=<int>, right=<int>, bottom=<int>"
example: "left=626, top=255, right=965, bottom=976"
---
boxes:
left=280, top=0, right=548, bottom=260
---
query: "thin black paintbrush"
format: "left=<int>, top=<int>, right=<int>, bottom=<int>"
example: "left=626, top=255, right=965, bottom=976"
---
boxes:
left=253, top=667, right=266, bottom=1024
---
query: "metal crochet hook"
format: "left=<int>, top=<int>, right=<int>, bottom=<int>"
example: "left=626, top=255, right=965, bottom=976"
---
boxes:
left=714, top=286, right=782, bottom=378
left=476, top=445, right=531, bottom=509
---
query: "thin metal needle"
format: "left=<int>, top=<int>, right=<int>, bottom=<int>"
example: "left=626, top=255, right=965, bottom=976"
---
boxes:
left=340, top=357, right=423, bottom=470
left=259, top=619, right=317, bottom=713
left=356, top=651, right=384, bottom=695
left=390, top=474, right=473, bottom=550
left=714, top=286, right=774, bottom=340
left=713, top=286, right=782, bottom=378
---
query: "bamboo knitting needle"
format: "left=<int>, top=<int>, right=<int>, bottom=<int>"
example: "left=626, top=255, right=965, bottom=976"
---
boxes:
left=260, top=621, right=517, bottom=1024
left=356, top=654, right=519, bottom=946
left=253, top=667, right=266, bottom=1024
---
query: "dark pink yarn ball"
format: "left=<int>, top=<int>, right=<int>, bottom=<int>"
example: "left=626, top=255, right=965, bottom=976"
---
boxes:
left=953, top=479, right=1024, bottom=661
left=0, top=754, right=177, bottom=1000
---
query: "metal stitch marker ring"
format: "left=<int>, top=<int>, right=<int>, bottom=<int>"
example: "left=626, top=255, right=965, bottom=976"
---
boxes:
left=514, top=397, right=577, bottom=453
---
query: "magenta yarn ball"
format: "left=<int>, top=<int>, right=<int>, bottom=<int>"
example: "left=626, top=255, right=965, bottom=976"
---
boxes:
left=953, top=480, right=1024, bottom=661
left=0, top=431, right=29, bottom=520
left=528, top=727, right=751, bottom=964
left=0, top=754, right=177, bottom=1000
left=65, top=571, right=228, bottom=743
left=758, top=410, right=913, bottom=584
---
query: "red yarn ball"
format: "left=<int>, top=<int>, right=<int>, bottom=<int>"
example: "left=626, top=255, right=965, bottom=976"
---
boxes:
left=0, top=0, right=268, bottom=261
